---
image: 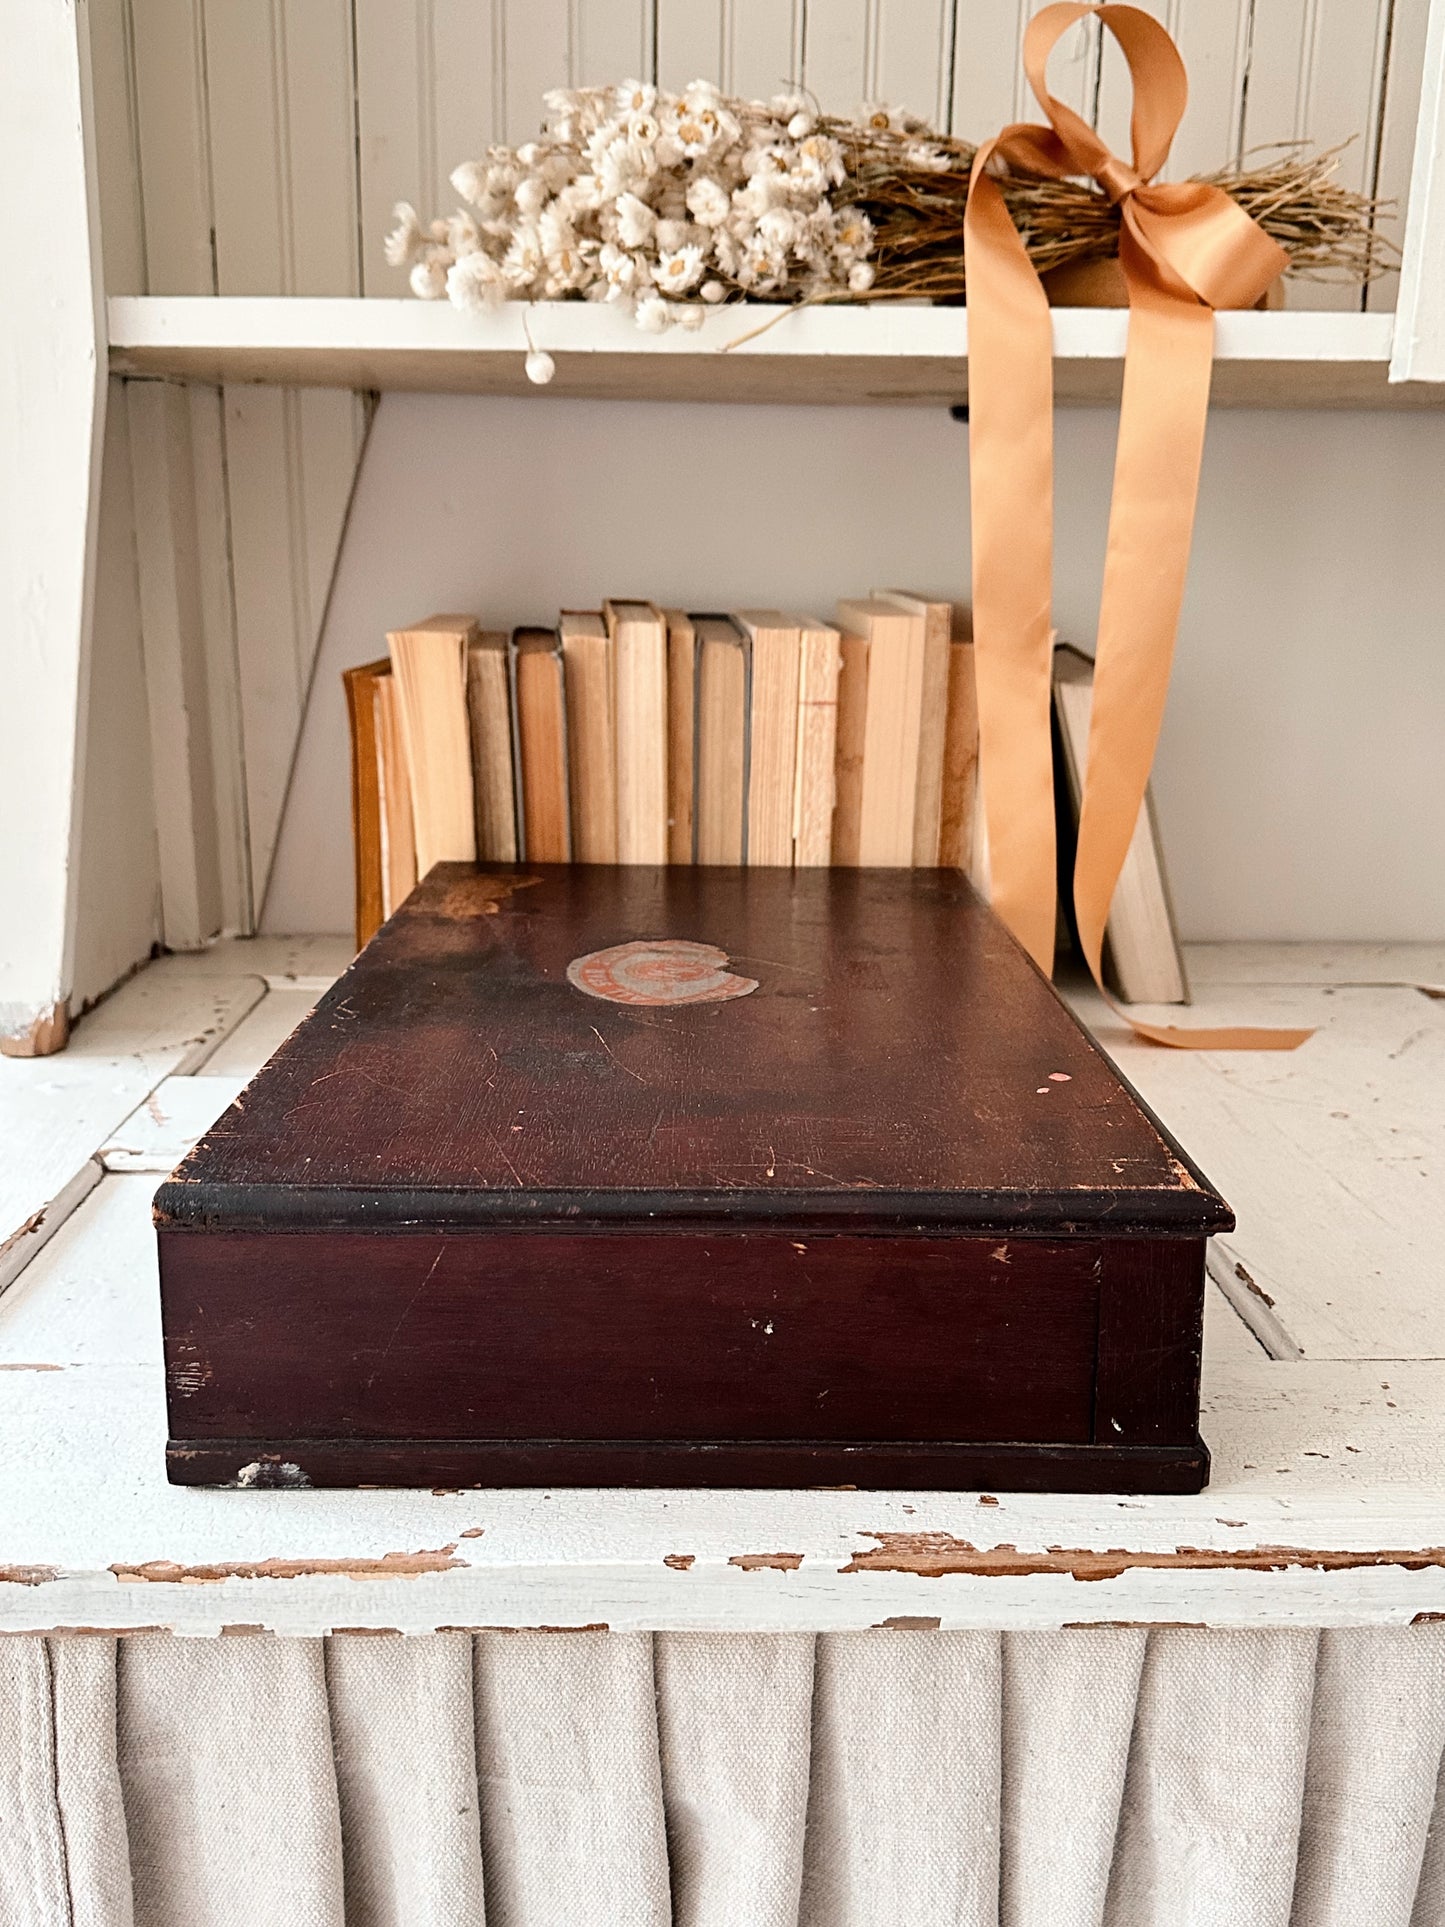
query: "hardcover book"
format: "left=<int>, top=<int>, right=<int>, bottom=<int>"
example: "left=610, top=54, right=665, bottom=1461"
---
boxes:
left=465, top=629, right=518, bottom=864
left=1052, top=643, right=1189, bottom=1004
left=734, top=610, right=802, bottom=866
left=157, top=863, right=1228, bottom=1493
left=342, top=658, right=417, bottom=947
left=509, top=628, right=570, bottom=862
left=604, top=598, right=668, bottom=863
left=876, top=589, right=954, bottom=864
left=558, top=610, right=617, bottom=864
left=692, top=615, right=749, bottom=865
left=833, top=598, right=925, bottom=866
left=792, top=614, right=841, bottom=867
left=386, top=614, right=478, bottom=877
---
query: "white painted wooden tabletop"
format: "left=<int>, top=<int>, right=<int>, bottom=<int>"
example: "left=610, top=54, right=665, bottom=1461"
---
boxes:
left=1, top=938, right=1442, bottom=1638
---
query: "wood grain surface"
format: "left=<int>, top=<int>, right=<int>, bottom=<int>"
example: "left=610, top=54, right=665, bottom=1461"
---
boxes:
left=158, top=863, right=1230, bottom=1236
left=157, top=867, right=1221, bottom=1492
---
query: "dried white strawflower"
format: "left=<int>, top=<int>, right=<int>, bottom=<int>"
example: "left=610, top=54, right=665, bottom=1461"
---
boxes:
left=410, top=257, right=448, bottom=299
left=617, top=80, right=656, bottom=117
left=392, top=77, right=910, bottom=334
left=657, top=244, right=705, bottom=292
left=450, top=163, right=490, bottom=208
left=614, top=191, right=656, bottom=247
left=384, top=202, right=426, bottom=268
left=685, top=176, right=731, bottom=227
left=635, top=293, right=671, bottom=333
left=447, top=250, right=502, bottom=310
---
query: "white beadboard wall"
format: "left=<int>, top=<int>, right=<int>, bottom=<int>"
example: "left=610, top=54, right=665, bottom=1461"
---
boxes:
left=83, top=0, right=1442, bottom=965
left=263, top=394, right=1445, bottom=943
left=96, top=0, right=1431, bottom=308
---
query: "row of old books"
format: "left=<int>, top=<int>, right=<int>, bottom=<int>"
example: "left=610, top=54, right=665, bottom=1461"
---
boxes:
left=345, top=597, right=1187, bottom=1002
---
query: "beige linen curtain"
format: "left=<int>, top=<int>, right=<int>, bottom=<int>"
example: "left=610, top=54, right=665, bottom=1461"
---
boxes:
left=4, top=1626, right=1445, bottom=1927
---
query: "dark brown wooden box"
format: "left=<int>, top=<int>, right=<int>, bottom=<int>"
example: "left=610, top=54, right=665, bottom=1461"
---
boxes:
left=156, top=864, right=1230, bottom=1493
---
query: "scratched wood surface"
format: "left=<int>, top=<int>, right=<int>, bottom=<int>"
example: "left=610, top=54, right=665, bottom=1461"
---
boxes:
left=157, top=866, right=1223, bottom=1492
left=2, top=938, right=1444, bottom=1632
left=161, top=865, right=1226, bottom=1227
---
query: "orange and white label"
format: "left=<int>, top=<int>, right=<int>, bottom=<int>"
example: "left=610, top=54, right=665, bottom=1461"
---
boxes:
left=566, top=939, right=759, bottom=1007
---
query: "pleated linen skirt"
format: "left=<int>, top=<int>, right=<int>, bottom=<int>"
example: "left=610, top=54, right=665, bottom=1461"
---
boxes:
left=4, top=1625, right=1445, bottom=1927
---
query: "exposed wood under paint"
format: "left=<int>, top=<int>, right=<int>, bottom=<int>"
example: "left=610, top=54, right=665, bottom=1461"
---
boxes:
left=0, top=1003, right=72, bottom=1060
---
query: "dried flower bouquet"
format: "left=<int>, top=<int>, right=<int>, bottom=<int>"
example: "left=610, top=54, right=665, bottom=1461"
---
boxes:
left=386, top=80, right=1388, bottom=335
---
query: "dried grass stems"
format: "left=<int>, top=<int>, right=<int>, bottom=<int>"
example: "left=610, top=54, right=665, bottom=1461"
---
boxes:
left=393, top=83, right=1389, bottom=334
left=827, top=124, right=1393, bottom=300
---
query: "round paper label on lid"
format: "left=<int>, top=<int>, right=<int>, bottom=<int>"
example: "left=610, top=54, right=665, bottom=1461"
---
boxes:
left=566, top=939, right=759, bottom=1007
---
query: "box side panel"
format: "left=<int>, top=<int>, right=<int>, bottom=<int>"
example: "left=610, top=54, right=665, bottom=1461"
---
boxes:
left=1093, top=1239, right=1207, bottom=1446
left=159, top=1228, right=1103, bottom=1447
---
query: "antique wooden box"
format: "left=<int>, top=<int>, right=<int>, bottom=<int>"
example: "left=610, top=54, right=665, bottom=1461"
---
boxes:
left=156, top=863, right=1230, bottom=1492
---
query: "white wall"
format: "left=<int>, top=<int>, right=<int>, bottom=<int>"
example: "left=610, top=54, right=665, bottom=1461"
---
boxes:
left=71, top=388, right=161, bottom=1009
left=263, top=393, right=1445, bottom=944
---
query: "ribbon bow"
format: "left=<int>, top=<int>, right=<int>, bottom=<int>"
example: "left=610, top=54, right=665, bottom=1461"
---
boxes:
left=965, top=1, right=1309, bottom=1049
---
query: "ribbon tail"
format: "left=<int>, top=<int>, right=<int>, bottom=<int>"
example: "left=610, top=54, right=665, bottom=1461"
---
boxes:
left=966, top=163, right=1059, bottom=975
left=1071, top=253, right=1311, bottom=1052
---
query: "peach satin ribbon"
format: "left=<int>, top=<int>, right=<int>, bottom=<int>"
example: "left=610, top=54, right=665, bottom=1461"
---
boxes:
left=966, top=1, right=1310, bottom=1049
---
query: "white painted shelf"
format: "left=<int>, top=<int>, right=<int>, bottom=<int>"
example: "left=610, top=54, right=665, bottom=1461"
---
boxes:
left=1, top=939, right=1444, bottom=1636
left=105, top=297, right=1438, bottom=408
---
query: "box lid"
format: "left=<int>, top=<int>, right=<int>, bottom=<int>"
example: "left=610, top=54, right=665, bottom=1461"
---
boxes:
left=156, top=864, right=1231, bottom=1237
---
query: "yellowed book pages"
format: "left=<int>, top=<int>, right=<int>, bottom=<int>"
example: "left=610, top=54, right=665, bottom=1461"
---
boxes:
left=387, top=613, right=478, bottom=879
left=510, top=628, right=571, bottom=863
left=877, top=590, right=954, bottom=864
left=735, top=610, right=801, bottom=866
left=835, top=598, right=922, bottom=865
left=465, top=631, right=518, bottom=863
left=831, top=630, right=868, bottom=866
left=559, top=611, right=617, bottom=863
left=693, top=616, right=747, bottom=866
left=792, top=615, right=840, bottom=867
left=938, top=637, right=980, bottom=875
left=663, top=609, right=696, bottom=864
left=605, top=598, right=668, bottom=863
left=374, top=670, right=417, bottom=916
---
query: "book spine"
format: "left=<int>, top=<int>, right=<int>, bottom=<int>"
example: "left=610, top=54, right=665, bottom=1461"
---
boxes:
left=832, top=634, right=867, bottom=867
left=938, top=639, right=980, bottom=873
left=912, top=605, right=953, bottom=864
left=564, top=632, right=618, bottom=864
left=615, top=619, right=668, bottom=864
left=343, top=669, right=384, bottom=948
left=666, top=618, right=695, bottom=865
left=747, top=626, right=801, bottom=867
left=794, top=627, right=840, bottom=867
left=467, top=646, right=519, bottom=864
